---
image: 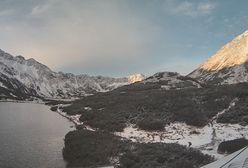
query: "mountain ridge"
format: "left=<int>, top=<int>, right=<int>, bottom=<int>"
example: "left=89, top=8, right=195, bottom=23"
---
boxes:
left=0, top=49, right=144, bottom=99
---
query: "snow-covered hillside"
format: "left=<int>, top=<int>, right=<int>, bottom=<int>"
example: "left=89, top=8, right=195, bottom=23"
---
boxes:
left=0, top=49, right=144, bottom=99
left=189, top=30, right=248, bottom=85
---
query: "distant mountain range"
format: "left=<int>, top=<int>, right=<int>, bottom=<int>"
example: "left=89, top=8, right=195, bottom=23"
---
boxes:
left=0, top=49, right=144, bottom=100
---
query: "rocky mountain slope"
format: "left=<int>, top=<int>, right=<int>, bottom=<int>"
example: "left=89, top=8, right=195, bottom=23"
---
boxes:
left=0, top=49, right=144, bottom=99
left=189, top=30, right=248, bottom=85
left=141, top=71, right=202, bottom=89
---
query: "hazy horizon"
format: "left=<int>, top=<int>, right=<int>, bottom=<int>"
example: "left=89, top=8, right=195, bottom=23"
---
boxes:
left=0, top=0, right=248, bottom=77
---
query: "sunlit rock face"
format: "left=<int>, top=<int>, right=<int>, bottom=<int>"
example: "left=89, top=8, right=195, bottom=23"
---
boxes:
left=128, top=74, right=145, bottom=83
left=198, top=30, right=248, bottom=71
left=189, top=30, right=248, bottom=85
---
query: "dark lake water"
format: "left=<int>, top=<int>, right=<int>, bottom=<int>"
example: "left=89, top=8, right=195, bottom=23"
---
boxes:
left=0, top=102, right=74, bottom=168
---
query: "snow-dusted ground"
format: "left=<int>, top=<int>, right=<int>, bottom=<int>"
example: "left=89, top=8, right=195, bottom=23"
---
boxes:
left=59, top=99, right=248, bottom=160
left=114, top=122, right=248, bottom=159
left=114, top=98, right=248, bottom=159
left=115, top=123, right=212, bottom=147
left=62, top=108, right=248, bottom=159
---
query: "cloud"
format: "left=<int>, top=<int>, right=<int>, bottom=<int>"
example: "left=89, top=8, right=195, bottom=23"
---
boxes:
left=165, top=0, right=216, bottom=17
left=30, top=4, right=50, bottom=16
left=0, top=0, right=227, bottom=76
left=0, top=0, right=161, bottom=75
left=0, top=9, right=14, bottom=17
left=197, top=2, right=216, bottom=15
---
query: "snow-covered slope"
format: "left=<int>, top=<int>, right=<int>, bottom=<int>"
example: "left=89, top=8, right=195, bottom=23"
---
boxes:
left=142, top=72, right=202, bottom=89
left=189, top=30, right=248, bottom=85
left=0, top=49, right=143, bottom=99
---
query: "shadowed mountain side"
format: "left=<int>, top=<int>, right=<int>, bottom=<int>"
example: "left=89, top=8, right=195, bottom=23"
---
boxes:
left=189, top=61, right=248, bottom=85
left=0, top=73, right=37, bottom=100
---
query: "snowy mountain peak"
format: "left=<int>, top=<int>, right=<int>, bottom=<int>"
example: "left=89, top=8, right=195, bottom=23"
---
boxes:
left=128, top=74, right=145, bottom=83
left=199, top=29, right=248, bottom=71
left=189, top=29, right=248, bottom=84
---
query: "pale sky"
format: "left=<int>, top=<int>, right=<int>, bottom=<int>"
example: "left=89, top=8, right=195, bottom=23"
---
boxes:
left=0, top=0, right=248, bottom=77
